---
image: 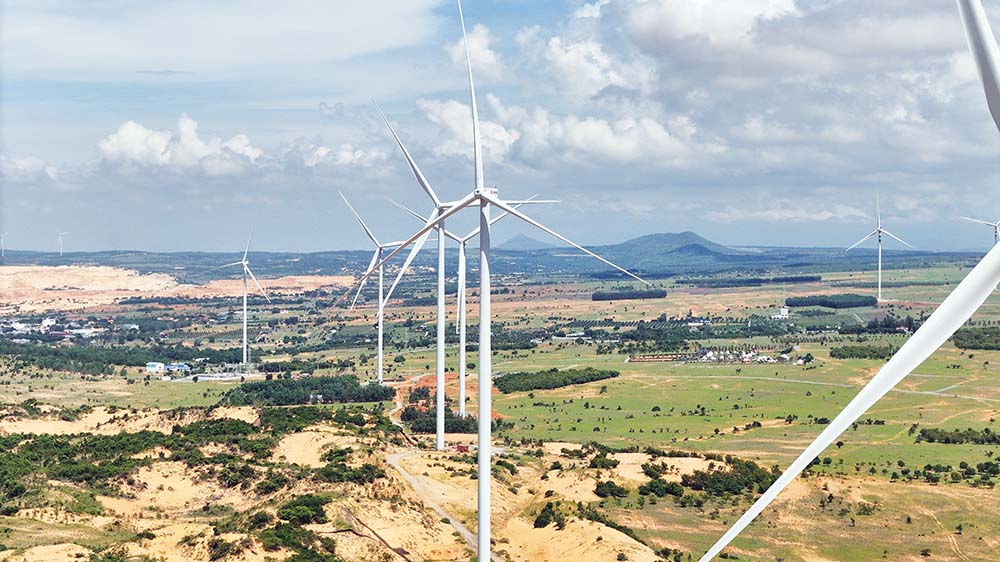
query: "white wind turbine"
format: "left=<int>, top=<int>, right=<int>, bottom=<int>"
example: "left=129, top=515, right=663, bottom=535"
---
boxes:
left=340, top=191, right=410, bottom=385
left=961, top=215, right=1000, bottom=244
left=0, top=233, right=7, bottom=258
left=207, top=231, right=271, bottom=368
left=57, top=231, right=68, bottom=257
left=846, top=194, right=911, bottom=302
left=391, top=196, right=536, bottom=417
left=698, top=1, right=1000, bottom=560
left=349, top=2, right=651, bottom=558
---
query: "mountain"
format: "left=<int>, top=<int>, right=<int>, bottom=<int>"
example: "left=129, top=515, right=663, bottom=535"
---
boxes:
left=596, top=232, right=743, bottom=256
left=498, top=234, right=556, bottom=251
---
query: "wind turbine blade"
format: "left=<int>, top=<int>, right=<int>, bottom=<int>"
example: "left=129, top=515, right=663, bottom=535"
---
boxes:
left=461, top=195, right=538, bottom=241
left=333, top=191, right=479, bottom=307
left=374, top=102, right=443, bottom=207
left=243, top=227, right=254, bottom=261
left=352, top=250, right=380, bottom=310
left=383, top=227, right=433, bottom=306
left=199, top=261, right=244, bottom=276
left=846, top=230, right=878, bottom=252
left=959, top=0, right=1000, bottom=133
left=697, top=239, right=1000, bottom=562
left=481, top=193, right=651, bottom=286
left=457, top=0, right=485, bottom=190
left=880, top=228, right=913, bottom=248
left=961, top=216, right=997, bottom=227
left=875, top=192, right=881, bottom=229
left=245, top=265, right=271, bottom=303
left=391, top=199, right=463, bottom=242
left=340, top=191, right=380, bottom=246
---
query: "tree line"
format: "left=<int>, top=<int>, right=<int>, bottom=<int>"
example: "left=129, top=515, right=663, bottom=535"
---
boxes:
left=494, top=367, right=619, bottom=394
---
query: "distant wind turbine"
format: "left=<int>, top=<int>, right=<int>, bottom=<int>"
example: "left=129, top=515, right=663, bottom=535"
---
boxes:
left=391, top=196, right=536, bottom=416
left=204, top=230, right=271, bottom=367
left=347, top=2, right=650, bottom=558
left=340, top=191, right=410, bottom=385
left=846, top=194, right=911, bottom=302
left=697, top=1, right=1000, bottom=560
left=961, top=215, right=1000, bottom=244
left=57, top=231, right=69, bottom=257
left=0, top=233, right=7, bottom=258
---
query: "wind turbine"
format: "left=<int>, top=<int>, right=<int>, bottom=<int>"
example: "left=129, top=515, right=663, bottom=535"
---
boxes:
left=698, top=1, right=1000, bottom=560
left=349, top=2, right=651, bottom=558
left=0, top=233, right=7, bottom=258
left=340, top=191, right=409, bottom=385
left=846, top=194, right=911, bottom=302
left=961, top=215, right=1000, bottom=244
left=207, top=231, right=271, bottom=368
left=57, top=231, right=68, bottom=257
left=391, top=196, right=537, bottom=417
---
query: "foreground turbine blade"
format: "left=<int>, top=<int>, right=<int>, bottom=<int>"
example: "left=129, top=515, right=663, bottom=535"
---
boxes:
left=461, top=195, right=540, bottom=240
left=340, top=191, right=380, bottom=246
left=880, top=228, right=913, bottom=248
left=846, top=230, right=877, bottom=252
left=481, top=193, right=651, bottom=286
left=457, top=0, right=485, bottom=191
left=200, top=261, right=245, bottom=276
left=374, top=103, right=443, bottom=207
left=959, top=0, right=1000, bottom=132
left=383, top=222, right=434, bottom=306
left=698, top=240, right=1000, bottom=561
left=391, top=199, right=464, bottom=242
left=245, top=265, right=271, bottom=303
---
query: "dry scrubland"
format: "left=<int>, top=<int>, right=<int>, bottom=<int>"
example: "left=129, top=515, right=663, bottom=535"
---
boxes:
left=0, top=264, right=999, bottom=561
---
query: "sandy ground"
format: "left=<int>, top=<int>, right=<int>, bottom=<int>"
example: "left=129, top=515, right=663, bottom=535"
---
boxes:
left=0, top=543, right=92, bottom=561
left=98, top=461, right=253, bottom=519
left=0, top=265, right=351, bottom=313
left=501, top=517, right=659, bottom=562
left=272, top=429, right=358, bottom=468
left=0, top=406, right=254, bottom=436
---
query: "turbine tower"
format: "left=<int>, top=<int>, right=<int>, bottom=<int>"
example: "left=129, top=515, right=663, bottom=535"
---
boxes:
left=208, top=231, right=271, bottom=368
left=961, top=215, right=1000, bottom=244
left=340, top=191, right=407, bottom=385
left=846, top=194, right=911, bottom=302
left=57, top=231, right=68, bottom=257
left=350, top=3, right=651, bottom=557
left=697, top=1, right=1000, bottom=559
left=0, top=233, right=7, bottom=258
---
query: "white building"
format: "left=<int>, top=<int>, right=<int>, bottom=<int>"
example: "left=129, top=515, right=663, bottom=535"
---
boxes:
left=146, top=362, right=166, bottom=374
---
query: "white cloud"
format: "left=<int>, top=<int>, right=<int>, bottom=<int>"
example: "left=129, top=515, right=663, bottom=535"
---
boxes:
left=446, top=24, right=503, bottom=80
left=417, top=99, right=521, bottom=163
left=98, top=114, right=261, bottom=175
left=575, top=0, right=611, bottom=19
left=2, top=0, right=444, bottom=73
left=624, top=0, right=798, bottom=50
left=707, top=199, right=868, bottom=223
left=543, top=37, right=655, bottom=99
left=0, top=155, right=59, bottom=185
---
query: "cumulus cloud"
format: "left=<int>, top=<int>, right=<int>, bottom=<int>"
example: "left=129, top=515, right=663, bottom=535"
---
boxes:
left=1, top=155, right=59, bottom=185
left=706, top=199, right=868, bottom=224
left=542, top=37, right=655, bottom=99
left=447, top=24, right=503, bottom=80
left=98, top=114, right=261, bottom=176
left=416, top=99, right=520, bottom=163
left=624, top=0, right=798, bottom=50
left=96, top=114, right=384, bottom=179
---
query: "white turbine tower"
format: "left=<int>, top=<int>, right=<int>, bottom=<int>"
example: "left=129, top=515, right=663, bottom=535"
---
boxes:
left=961, top=215, right=1000, bottom=244
left=846, top=194, right=911, bottom=302
left=0, top=233, right=7, bottom=258
left=698, top=1, right=1000, bottom=560
left=340, top=191, right=407, bottom=385
left=349, top=2, right=651, bottom=557
left=57, top=231, right=68, bottom=257
left=208, top=231, right=271, bottom=368
left=392, top=196, right=536, bottom=417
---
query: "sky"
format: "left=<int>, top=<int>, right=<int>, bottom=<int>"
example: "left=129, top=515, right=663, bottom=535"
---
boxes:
left=4, top=0, right=1000, bottom=253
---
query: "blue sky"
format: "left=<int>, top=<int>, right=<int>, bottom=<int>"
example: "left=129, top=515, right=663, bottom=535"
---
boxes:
left=4, top=0, right=1000, bottom=253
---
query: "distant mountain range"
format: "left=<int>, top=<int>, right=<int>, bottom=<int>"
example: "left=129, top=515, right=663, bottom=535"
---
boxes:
left=0, top=232, right=981, bottom=282
left=497, top=235, right=556, bottom=251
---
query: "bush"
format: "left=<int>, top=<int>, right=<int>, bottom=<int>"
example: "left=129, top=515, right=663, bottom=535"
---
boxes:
left=786, top=294, right=877, bottom=309
left=277, top=495, right=331, bottom=525
left=594, top=480, right=629, bottom=498
left=495, top=368, right=619, bottom=394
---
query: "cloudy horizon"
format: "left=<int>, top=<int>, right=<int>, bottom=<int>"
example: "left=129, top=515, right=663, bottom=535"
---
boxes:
left=4, top=0, right=1000, bottom=254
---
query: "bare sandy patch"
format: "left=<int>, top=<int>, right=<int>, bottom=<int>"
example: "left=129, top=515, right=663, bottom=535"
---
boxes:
left=0, top=266, right=177, bottom=313
left=0, top=543, right=92, bottom=561
left=541, top=469, right=601, bottom=502
left=210, top=406, right=259, bottom=425
left=98, top=461, right=251, bottom=518
left=272, top=431, right=358, bottom=468
left=501, top=516, right=658, bottom=562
